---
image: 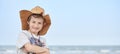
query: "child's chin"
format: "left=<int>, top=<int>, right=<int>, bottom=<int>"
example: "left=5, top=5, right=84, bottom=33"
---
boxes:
left=32, top=30, right=39, bottom=33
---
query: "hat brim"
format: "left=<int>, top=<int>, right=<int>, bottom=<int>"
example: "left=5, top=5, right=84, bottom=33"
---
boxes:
left=20, top=10, right=51, bottom=35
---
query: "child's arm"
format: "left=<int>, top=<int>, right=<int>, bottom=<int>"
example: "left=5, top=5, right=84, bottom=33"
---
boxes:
left=24, top=42, right=49, bottom=53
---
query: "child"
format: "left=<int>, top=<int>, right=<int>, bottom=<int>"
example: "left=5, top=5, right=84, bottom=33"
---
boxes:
left=16, top=6, right=51, bottom=54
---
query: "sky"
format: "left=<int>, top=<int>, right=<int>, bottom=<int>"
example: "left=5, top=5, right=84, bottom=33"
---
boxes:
left=0, top=0, right=120, bottom=46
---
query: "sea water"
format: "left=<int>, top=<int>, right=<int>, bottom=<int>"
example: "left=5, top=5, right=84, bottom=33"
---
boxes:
left=0, top=45, right=120, bottom=54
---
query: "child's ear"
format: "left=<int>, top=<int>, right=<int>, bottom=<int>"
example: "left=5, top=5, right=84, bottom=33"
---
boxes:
left=27, top=21, right=30, bottom=25
left=44, top=23, right=46, bottom=25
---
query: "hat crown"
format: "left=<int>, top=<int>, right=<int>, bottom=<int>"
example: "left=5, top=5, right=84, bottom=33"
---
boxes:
left=31, top=6, right=44, bottom=14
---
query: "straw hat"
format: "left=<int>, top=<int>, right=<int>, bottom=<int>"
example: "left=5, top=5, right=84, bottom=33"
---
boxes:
left=20, top=6, right=51, bottom=35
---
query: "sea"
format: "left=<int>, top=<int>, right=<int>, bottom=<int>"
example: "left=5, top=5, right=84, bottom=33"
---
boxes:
left=0, top=45, right=120, bottom=54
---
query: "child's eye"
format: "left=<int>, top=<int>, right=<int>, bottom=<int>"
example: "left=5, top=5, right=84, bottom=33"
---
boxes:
left=38, top=22, right=41, bottom=24
left=32, top=21, right=35, bottom=23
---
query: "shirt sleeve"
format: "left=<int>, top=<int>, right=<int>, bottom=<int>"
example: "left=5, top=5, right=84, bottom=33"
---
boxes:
left=16, top=32, right=30, bottom=49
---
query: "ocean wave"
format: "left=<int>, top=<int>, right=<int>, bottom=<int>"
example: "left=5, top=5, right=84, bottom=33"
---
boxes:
left=83, top=50, right=97, bottom=53
left=0, top=46, right=120, bottom=54
left=0, top=49, right=16, bottom=54
left=99, top=49, right=111, bottom=53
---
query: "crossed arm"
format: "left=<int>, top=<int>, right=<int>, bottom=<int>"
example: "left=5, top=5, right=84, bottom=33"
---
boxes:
left=23, top=42, right=50, bottom=54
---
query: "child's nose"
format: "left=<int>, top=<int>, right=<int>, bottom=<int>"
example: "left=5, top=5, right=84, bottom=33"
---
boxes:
left=34, top=23, right=38, bottom=27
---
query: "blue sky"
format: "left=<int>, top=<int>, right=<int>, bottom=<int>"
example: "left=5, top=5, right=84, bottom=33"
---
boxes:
left=0, top=0, right=120, bottom=46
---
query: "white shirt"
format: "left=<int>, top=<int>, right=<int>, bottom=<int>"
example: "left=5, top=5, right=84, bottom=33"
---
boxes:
left=16, top=30, right=48, bottom=54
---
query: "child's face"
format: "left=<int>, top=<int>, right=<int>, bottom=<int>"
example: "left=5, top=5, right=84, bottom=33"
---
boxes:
left=28, top=16, right=44, bottom=34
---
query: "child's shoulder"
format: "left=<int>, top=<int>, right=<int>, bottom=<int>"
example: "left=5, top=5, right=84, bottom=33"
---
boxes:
left=18, top=30, right=32, bottom=38
left=40, top=36, right=46, bottom=39
left=22, top=30, right=28, bottom=33
left=40, top=36, right=46, bottom=41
